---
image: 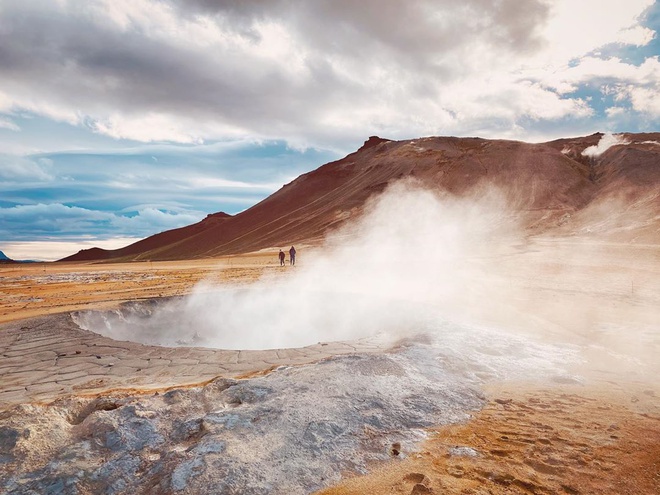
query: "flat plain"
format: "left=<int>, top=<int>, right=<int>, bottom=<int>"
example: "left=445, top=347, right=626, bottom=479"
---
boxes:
left=1, top=239, right=658, bottom=494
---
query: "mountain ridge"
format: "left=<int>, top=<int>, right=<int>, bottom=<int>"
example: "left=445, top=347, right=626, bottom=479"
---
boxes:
left=60, top=133, right=660, bottom=262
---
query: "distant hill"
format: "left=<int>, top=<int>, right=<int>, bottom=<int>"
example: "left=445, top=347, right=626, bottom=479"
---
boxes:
left=0, top=250, right=15, bottom=263
left=60, top=132, right=660, bottom=262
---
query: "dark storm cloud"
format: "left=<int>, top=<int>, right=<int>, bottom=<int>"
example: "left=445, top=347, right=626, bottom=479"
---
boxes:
left=0, top=3, right=258, bottom=118
left=172, top=0, right=550, bottom=56
left=0, top=0, right=553, bottom=148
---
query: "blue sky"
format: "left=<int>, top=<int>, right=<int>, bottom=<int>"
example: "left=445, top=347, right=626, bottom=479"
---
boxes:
left=0, top=0, right=659, bottom=260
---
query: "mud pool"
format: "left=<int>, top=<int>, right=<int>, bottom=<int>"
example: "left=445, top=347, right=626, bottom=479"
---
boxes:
left=0, top=330, right=578, bottom=495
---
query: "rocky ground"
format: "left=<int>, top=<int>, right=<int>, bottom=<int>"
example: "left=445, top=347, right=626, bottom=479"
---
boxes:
left=1, top=242, right=658, bottom=494
left=318, top=384, right=660, bottom=495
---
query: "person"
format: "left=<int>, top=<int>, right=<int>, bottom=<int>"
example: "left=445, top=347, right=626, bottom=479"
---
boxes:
left=278, top=249, right=285, bottom=266
left=289, top=246, right=296, bottom=266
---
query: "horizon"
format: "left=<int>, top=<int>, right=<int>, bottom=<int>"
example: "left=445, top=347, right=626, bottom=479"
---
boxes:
left=1, top=1, right=659, bottom=261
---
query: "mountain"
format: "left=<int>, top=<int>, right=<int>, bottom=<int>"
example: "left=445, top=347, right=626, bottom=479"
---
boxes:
left=60, top=133, right=660, bottom=262
left=0, top=250, right=14, bottom=263
left=0, top=251, right=38, bottom=263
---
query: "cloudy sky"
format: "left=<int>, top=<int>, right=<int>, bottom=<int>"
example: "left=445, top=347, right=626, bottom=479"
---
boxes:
left=1, top=0, right=658, bottom=260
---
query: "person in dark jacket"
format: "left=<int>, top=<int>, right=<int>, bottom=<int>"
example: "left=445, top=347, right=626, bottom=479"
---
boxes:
left=289, top=246, right=296, bottom=266
left=278, top=249, right=285, bottom=266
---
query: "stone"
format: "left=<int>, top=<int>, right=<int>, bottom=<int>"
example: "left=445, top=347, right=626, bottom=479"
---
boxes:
left=403, top=472, right=430, bottom=485
left=411, top=483, right=433, bottom=494
left=171, top=457, right=204, bottom=492
left=0, top=426, right=22, bottom=453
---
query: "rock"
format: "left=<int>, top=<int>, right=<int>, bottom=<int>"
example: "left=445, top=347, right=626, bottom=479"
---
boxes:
left=448, top=446, right=479, bottom=457
left=302, top=420, right=349, bottom=451
left=411, top=482, right=433, bottom=494
left=203, top=412, right=251, bottom=431
left=91, top=454, right=141, bottom=495
left=192, top=438, right=226, bottom=455
left=0, top=346, right=486, bottom=494
left=221, top=384, right=272, bottom=405
left=358, top=136, right=391, bottom=151
left=171, top=457, right=204, bottom=492
left=403, top=472, right=431, bottom=485
left=0, top=427, right=21, bottom=453
left=171, top=417, right=204, bottom=442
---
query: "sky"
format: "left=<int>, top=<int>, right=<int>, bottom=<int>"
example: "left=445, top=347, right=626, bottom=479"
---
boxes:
left=0, top=0, right=659, bottom=261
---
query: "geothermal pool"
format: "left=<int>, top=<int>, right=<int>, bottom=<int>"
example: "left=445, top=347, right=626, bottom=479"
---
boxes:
left=71, top=293, right=580, bottom=387
left=72, top=291, right=427, bottom=350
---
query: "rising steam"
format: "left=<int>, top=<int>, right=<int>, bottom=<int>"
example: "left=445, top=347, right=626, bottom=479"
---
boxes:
left=581, top=132, right=630, bottom=158
left=173, top=180, right=520, bottom=349
left=74, top=179, right=659, bottom=382
left=75, top=180, right=520, bottom=349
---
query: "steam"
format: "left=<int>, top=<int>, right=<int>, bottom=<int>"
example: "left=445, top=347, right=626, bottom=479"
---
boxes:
left=74, top=179, right=659, bottom=383
left=581, top=132, right=630, bottom=158
left=180, top=181, right=521, bottom=348
left=75, top=180, right=522, bottom=350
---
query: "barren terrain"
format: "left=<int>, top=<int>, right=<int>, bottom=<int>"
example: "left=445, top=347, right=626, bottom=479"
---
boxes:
left=0, top=253, right=276, bottom=324
left=1, top=237, right=658, bottom=494
left=1, top=134, right=659, bottom=493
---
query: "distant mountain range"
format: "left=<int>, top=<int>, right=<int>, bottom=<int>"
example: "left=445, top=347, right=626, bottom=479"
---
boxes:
left=0, top=251, right=38, bottom=263
left=0, top=250, right=15, bottom=263
left=60, top=132, right=660, bottom=262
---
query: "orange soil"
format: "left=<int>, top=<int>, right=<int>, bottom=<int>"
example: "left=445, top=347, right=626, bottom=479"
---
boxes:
left=317, top=385, right=660, bottom=495
left=0, top=252, right=278, bottom=324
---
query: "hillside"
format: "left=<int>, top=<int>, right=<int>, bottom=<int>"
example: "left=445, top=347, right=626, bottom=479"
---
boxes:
left=60, top=133, right=660, bottom=262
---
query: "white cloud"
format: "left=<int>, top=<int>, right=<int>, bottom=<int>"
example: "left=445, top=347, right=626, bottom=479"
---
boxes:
left=0, top=203, right=204, bottom=240
left=605, top=106, right=627, bottom=117
left=528, top=56, right=660, bottom=94
left=0, top=117, right=20, bottom=131
left=92, top=113, right=205, bottom=144
left=524, top=55, right=660, bottom=124
left=576, top=56, right=657, bottom=82
left=1, top=238, right=142, bottom=261
left=0, top=0, right=656, bottom=148
left=539, top=0, right=655, bottom=64
left=626, top=85, right=660, bottom=116
left=185, top=177, right=278, bottom=190
left=616, top=25, right=656, bottom=46
left=0, top=155, right=53, bottom=181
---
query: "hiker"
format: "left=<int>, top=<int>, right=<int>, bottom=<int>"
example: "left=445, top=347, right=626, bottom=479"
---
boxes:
left=278, top=249, right=285, bottom=266
left=289, top=246, right=296, bottom=266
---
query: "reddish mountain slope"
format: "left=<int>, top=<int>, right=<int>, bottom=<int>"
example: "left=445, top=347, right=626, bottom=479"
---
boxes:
left=60, top=133, right=660, bottom=262
left=546, top=134, right=660, bottom=242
